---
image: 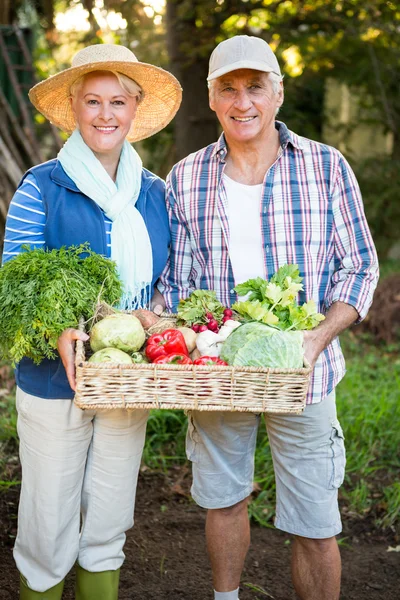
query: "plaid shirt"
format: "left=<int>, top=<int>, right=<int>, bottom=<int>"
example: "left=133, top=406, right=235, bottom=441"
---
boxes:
left=159, top=121, right=379, bottom=403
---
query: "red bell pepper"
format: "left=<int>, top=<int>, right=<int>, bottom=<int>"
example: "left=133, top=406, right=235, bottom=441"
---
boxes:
left=193, top=356, right=228, bottom=366
left=152, top=353, right=193, bottom=365
left=145, top=329, right=189, bottom=362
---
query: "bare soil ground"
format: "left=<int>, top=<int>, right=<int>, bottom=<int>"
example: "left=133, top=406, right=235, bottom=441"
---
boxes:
left=0, top=466, right=399, bottom=600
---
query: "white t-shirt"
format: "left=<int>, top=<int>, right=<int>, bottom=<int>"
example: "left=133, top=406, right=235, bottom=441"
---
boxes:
left=223, top=173, right=265, bottom=293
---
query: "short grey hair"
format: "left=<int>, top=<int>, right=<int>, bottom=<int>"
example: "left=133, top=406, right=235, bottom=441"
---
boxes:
left=268, top=72, right=283, bottom=95
left=70, top=70, right=143, bottom=103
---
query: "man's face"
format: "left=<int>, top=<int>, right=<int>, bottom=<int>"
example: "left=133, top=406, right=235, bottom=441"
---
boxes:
left=209, top=69, right=283, bottom=145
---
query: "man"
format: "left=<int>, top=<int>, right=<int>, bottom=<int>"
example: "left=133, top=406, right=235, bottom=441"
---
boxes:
left=160, top=35, right=378, bottom=600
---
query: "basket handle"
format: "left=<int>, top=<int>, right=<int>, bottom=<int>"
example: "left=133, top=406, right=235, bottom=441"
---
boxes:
left=75, top=317, right=86, bottom=367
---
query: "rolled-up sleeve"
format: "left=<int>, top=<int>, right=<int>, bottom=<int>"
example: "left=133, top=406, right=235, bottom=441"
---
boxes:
left=325, top=155, right=379, bottom=322
left=158, top=172, right=195, bottom=312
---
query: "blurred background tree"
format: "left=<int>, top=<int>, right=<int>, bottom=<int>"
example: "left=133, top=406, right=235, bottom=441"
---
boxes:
left=1, top=0, right=400, bottom=256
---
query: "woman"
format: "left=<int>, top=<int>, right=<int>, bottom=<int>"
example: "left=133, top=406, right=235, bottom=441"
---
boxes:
left=2, top=44, right=181, bottom=599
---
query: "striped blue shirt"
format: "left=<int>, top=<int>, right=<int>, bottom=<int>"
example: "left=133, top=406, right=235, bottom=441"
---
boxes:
left=2, top=173, right=112, bottom=263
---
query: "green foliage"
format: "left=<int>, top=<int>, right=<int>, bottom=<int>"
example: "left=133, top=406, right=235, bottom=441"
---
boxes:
left=0, top=244, right=122, bottom=365
left=0, top=396, right=17, bottom=445
left=342, top=479, right=372, bottom=515
left=142, top=409, right=187, bottom=470
left=354, top=156, right=400, bottom=258
left=176, top=290, right=225, bottom=326
left=337, top=335, right=400, bottom=477
left=233, top=265, right=325, bottom=330
left=377, top=482, right=400, bottom=529
left=0, top=392, right=19, bottom=490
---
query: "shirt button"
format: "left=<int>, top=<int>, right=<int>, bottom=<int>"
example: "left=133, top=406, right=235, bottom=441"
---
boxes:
left=230, top=289, right=235, bottom=294
left=265, top=245, right=270, bottom=253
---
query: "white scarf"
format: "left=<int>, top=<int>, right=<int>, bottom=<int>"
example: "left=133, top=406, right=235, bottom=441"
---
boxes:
left=58, top=130, right=153, bottom=309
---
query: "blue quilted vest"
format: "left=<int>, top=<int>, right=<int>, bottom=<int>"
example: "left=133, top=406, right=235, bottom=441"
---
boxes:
left=15, top=159, right=170, bottom=399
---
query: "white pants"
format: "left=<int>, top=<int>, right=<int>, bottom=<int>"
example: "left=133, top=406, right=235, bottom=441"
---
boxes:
left=14, top=387, right=149, bottom=593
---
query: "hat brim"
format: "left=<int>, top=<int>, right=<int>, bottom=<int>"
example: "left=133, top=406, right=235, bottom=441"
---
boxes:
left=207, top=60, right=281, bottom=81
left=29, top=61, right=182, bottom=142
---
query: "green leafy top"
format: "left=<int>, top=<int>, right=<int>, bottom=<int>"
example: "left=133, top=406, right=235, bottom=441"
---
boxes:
left=0, top=244, right=123, bottom=365
left=176, top=289, right=225, bottom=326
left=232, top=264, right=325, bottom=331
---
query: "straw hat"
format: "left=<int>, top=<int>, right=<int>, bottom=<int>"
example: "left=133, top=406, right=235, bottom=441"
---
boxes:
left=28, top=44, right=182, bottom=142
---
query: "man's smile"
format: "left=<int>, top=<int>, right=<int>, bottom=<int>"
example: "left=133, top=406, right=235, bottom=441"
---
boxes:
left=231, top=116, right=256, bottom=122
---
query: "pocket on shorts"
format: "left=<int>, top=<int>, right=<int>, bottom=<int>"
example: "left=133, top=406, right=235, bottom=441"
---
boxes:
left=328, top=419, right=346, bottom=489
left=16, top=388, right=35, bottom=419
left=186, top=412, right=202, bottom=464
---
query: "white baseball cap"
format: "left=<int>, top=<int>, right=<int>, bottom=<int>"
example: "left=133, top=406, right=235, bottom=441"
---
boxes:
left=207, top=35, right=282, bottom=82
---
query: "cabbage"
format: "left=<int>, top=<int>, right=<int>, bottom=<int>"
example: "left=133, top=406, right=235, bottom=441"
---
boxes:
left=89, top=347, right=133, bottom=364
left=90, top=314, right=145, bottom=353
left=220, top=322, right=304, bottom=368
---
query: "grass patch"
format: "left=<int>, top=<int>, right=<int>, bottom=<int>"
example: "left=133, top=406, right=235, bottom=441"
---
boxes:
left=0, top=392, right=19, bottom=489
left=377, top=482, right=400, bottom=529
left=0, top=395, right=17, bottom=444
left=142, top=409, right=187, bottom=470
left=337, top=332, right=400, bottom=524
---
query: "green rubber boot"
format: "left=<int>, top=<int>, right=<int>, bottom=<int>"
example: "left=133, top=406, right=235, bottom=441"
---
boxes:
left=75, top=564, right=120, bottom=600
left=20, top=574, right=65, bottom=599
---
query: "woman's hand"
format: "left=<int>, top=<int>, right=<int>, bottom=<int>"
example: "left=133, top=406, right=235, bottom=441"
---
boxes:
left=57, top=328, right=89, bottom=392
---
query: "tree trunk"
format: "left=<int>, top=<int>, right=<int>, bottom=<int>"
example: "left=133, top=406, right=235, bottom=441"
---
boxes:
left=0, top=1, right=13, bottom=24
left=165, top=0, right=218, bottom=161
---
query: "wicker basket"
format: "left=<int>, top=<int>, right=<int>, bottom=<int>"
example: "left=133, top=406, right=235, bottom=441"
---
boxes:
left=74, top=313, right=311, bottom=414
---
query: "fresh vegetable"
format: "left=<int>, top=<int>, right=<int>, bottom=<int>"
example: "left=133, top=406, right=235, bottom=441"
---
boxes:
left=0, top=244, right=122, bottom=365
left=152, top=353, right=193, bottom=365
left=177, top=290, right=226, bottom=332
left=190, top=348, right=202, bottom=361
left=220, top=322, right=304, bottom=369
left=193, top=356, right=228, bottom=366
left=131, top=352, right=149, bottom=364
left=145, top=329, right=189, bottom=362
left=218, top=319, right=241, bottom=341
left=90, top=313, right=145, bottom=354
left=88, top=347, right=133, bottom=364
left=195, top=330, right=224, bottom=357
left=176, top=326, right=198, bottom=353
left=232, top=264, right=325, bottom=331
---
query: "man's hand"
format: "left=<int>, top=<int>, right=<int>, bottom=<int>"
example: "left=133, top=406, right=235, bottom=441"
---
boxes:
left=151, top=287, right=165, bottom=316
left=57, top=328, right=89, bottom=392
left=303, top=329, right=327, bottom=368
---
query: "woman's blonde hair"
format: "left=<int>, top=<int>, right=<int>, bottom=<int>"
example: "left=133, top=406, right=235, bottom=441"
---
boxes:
left=70, top=70, right=143, bottom=103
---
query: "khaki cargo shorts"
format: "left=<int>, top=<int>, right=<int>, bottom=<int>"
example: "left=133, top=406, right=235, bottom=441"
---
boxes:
left=186, top=391, right=345, bottom=539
